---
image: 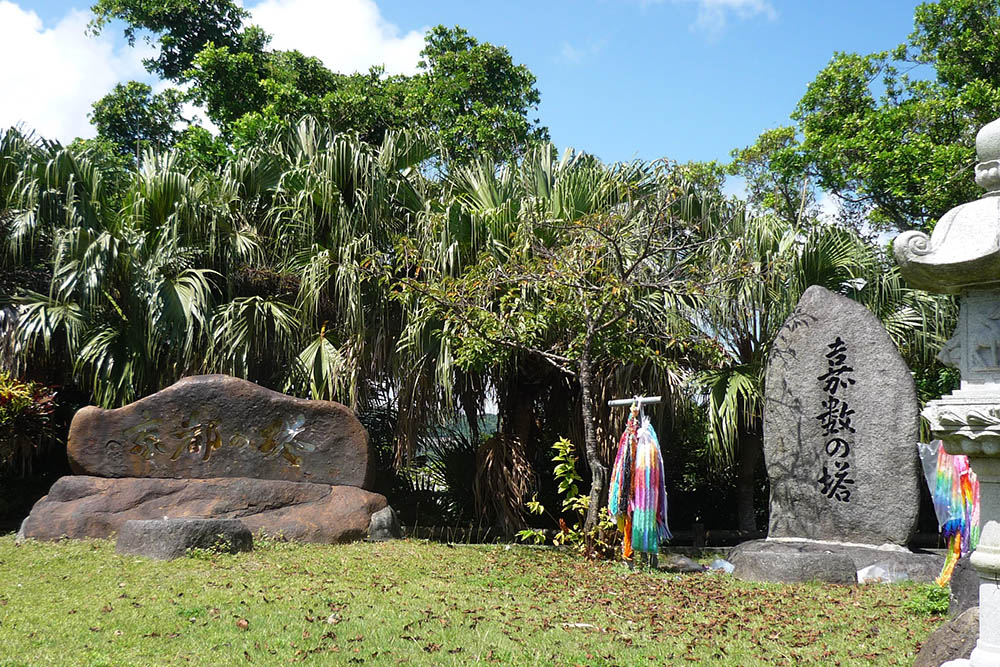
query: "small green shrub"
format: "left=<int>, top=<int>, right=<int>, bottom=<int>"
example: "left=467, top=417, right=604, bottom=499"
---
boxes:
left=904, top=583, right=949, bottom=616
left=363, top=405, right=484, bottom=528
left=517, top=437, right=618, bottom=559
left=185, top=533, right=244, bottom=560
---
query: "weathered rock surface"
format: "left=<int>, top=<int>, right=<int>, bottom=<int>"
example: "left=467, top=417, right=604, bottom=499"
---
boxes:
left=656, top=553, right=706, bottom=573
left=116, top=518, right=253, bottom=560
left=67, top=375, right=372, bottom=488
left=914, top=606, right=978, bottom=667
left=730, top=539, right=943, bottom=584
left=367, top=506, right=401, bottom=541
left=19, top=475, right=387, bottom=544
left=764, top=285, right=920, bottom=545
left=951, top=555, right=980, bottom=616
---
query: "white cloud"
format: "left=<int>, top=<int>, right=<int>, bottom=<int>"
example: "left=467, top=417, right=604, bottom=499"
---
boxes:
left=248, top=0, right=426, bottom=76
left=559, top=42, right=586, bottom=65
left=641, top=0, right=776, bottom=35
left=0, top=2, right=149, bottom=142
left=684, top=0, right=776, bottom=34
left=816, top=189, right=841, bottom=223
left=557, top=38, right=607, bottom=66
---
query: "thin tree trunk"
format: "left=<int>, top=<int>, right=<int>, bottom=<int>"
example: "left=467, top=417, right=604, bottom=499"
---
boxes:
left=736, top=432, right=763, bottom=534
left=579, top=350, right=607, bottom=532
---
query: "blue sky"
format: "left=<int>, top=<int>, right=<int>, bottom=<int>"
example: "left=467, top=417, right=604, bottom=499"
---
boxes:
left=5, top=0, right=927, bottom=172
left=370, top=0, right=924, bottom=166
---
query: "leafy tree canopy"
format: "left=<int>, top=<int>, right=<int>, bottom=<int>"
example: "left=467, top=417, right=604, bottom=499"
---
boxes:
left=665, top=160, right=728, bottom=199
left=906, top=0, right=1000, bottom=88
left=737, top=0, right=1000, bottom=233
left=727, top=126, right=817, bottom=226
left=88, top=81, right=186, bottom=157
left=187, top=24, right=547, bottom=161
left=88, top=0, right=546, bottom=162
left=187, top=46, right=417, bottom=148
left=88, top=0, right=265, bottom=80
left=412, top=25, right=548, bottom=162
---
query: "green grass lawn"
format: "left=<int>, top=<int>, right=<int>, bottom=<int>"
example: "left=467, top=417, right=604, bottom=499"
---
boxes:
left=0, top=535, right=944, bottom=665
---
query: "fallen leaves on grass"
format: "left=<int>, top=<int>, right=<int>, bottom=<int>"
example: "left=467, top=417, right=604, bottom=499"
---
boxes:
left=0, top=537, right=945, bottom=664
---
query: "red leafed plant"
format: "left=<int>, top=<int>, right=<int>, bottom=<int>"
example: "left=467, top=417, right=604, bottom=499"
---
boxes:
left=0, top=371, right=57, bottom=476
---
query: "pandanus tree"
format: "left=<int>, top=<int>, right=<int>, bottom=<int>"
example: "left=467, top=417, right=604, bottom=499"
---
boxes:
left=397, top=145, right=725, bottom=532
left=1, top=119, right=436, bottom=410
left=4, top=141, right=256, bottom=405
left=215, top=119, right=436, bottom=407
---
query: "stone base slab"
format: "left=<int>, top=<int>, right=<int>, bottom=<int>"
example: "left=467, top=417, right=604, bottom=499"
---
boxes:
left=19, top=475, right=389, bottom=544
left=116, top=518, right=253, bottom=560
left=731, top=539, right=944, bottom=584
left=951, top=556, right=981, bottom=615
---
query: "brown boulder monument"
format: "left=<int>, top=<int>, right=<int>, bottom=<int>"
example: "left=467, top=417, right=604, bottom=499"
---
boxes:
left=21, top=476, right=387, bottom=544
left=67, top=374, right=372, bottom=487
left=19, top=375, right=399, bottom=544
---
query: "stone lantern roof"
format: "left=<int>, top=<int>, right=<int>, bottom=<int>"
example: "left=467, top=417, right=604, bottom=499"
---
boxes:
left=894, top=117, right=1000, bottom=293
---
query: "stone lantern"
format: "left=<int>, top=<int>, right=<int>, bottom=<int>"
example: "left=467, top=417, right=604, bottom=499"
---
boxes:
left=895, top=116, right=1000, bottom=666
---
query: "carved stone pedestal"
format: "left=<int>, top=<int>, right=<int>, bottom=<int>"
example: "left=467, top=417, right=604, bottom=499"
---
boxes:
left=895, top=116, right=1000, bottom=666
left=970, top=522, right=1000, bottom=665
left=927, top=383, right=1000, bottom=666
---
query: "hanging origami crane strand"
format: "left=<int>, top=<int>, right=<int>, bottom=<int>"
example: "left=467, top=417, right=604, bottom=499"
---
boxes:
left=917, top=441, right=980, bottom=586
left=608, top=396, right=672, bottom=567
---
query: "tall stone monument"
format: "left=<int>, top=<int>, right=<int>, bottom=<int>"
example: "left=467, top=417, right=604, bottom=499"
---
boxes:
left=895, top=116, right=1000, bottom=667
left=764, top=285, right=921, bottom=545
left=729, top=286, right=942, bottom=585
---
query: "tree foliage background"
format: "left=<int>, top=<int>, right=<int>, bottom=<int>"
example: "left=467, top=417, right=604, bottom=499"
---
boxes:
left=0, top=0, right=977, bottom=537
left=732, top=0, right=1000, bottom=234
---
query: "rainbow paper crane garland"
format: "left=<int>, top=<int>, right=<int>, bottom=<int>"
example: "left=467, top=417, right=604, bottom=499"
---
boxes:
left=917, top=441, right=981, bottom=585
left=608, top=405, right=671, bottom=560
